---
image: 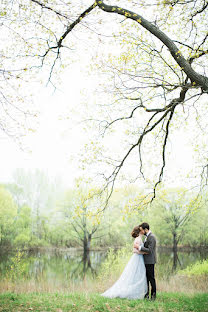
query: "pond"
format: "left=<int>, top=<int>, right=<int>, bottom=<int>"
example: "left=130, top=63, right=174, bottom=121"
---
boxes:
left=0, top=247, right=207, bottom=286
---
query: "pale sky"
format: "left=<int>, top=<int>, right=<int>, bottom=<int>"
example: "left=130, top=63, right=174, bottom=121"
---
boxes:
left=0, top=66, right=196, bottom=189
left=0, top=63, right=88, bottom=185
left=0, top=1, right=203, bottom=190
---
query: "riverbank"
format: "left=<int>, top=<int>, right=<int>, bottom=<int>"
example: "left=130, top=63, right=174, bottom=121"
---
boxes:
left=0, top=292, right=208, bottom=312
left=1, top=246, right=207, bottom=295
left=1, top=273, right=207, bottom=294
left=0, top=245, right=208, bottom=253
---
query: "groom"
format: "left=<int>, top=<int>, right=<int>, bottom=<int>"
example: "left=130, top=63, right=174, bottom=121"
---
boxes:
left=135, top=222, right=157, bottom=300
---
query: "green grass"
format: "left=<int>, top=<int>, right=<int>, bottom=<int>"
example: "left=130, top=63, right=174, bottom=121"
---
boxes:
left=0, top=292, right=208, bottom=312
left=178, top=259, right=208, bottom=276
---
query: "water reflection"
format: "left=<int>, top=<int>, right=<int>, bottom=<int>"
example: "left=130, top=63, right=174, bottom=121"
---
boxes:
left=0, top=247, right=207, bottom=284
left=0, top=248, right=107, bottom=283
left=156, top=247, right=208, bottom=279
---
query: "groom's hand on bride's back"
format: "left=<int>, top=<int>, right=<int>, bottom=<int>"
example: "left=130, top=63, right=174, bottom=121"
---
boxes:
left=133, top=242, right=139, bottom=249
left=133, top=247, right=139, bottom=253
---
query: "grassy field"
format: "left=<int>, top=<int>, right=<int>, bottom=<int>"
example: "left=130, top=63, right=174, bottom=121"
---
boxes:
left=0, top=292, right=208, bottom=312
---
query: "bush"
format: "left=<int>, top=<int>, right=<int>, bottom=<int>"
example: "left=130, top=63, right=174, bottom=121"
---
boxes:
left=178, top=259, right=208, bottom=276
left=6, top=250, right=28, bottom=281
left=13, top=231, right=31, bottom=248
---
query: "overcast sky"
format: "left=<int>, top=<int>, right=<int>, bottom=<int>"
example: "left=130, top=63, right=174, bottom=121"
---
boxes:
left=0, top=61, right=196, bottom=189
left=0, top=1, right=203, bottom=190
left=0, top=62, right=87, bottom=185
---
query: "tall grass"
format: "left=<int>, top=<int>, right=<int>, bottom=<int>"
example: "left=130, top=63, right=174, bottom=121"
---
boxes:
left=96, top=246, right=208, bottom=294
left=1, top=247, right=207, bottom=294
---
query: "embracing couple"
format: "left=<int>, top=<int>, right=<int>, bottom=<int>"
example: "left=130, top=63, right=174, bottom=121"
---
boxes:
left=101, top=222, right=157, bottom=300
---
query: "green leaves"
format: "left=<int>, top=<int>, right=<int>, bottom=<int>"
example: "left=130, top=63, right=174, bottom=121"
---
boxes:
left=0, top=186, right=17, bottom=244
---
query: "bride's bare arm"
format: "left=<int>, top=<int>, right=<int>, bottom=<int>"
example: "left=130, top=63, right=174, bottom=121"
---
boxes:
left=133, top=236, right=141, bottom=250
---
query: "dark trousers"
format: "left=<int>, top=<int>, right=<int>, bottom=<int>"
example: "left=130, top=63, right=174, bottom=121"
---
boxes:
left=145, top=264, right=156, bottom=297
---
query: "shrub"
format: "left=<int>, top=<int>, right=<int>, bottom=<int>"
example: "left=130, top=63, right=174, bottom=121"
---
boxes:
left=178, top=259, right=208, bottom=276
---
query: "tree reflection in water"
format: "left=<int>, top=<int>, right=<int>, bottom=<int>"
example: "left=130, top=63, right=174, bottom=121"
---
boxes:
left=156, top=247, right=208, bottom=279
left=70, top=251, right=97, bottom=280
left=0, top=248, right=207, bottom=285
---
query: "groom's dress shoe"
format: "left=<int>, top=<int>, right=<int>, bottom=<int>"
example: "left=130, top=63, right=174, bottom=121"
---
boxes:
left=144, top=294, right=149, bottom=300
left=151, top=293, right=156, bottom=301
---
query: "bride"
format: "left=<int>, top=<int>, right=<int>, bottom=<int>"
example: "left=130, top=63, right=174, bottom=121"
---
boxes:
left=101, top=225, right=148, bottom=299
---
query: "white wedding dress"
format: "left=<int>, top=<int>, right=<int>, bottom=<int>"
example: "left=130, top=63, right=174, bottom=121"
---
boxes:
left=101, top=236, right=147, bottom=299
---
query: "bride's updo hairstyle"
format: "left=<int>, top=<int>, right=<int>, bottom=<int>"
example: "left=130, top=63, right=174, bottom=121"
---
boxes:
left=131, top=225, right=141, bottom=238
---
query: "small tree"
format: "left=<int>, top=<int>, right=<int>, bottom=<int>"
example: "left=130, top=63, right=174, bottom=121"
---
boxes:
left=148, top=187, right=202, bottom=270
left=150, top=188, right=201, bottom=252
left=60, top=183, right=104, bottom=253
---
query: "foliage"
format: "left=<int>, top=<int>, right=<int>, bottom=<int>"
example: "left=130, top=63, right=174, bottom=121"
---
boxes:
left=0, top=186, right=17, bottom=246
left=96, top=185, right=149, bottom=247
left=1, top=179, right=208, bottom=250
left=178, top=259, right=208, bottom=276
left=58, top=181, right=106, bottom=250
left=0, top=0, right=208, bottom=197
left=5, top=251, right=28, bottom=281
left=183, top=201, right=208, bottom=247
left=13, top=205, right=32, bottom=247
left=146, top=188, right=203, bottom=247
left=76, top=0, right=208, bottom=197
left=5, top=169, right=64, bottom=248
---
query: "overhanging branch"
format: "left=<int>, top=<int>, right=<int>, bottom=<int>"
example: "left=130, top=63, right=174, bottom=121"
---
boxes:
left=96, top=1, right=208, bottom=91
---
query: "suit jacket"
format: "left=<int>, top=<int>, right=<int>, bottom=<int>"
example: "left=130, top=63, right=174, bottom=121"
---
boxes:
left=140, top=232, right=157, bottom=264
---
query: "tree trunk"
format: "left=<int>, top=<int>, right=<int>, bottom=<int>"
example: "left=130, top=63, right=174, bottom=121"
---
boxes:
left=173, top=232, right=177, bottom=253
left=172, top=249, right=178, bottom=271
left=87, top=233, right=92, bottom=251
left=83, top=233, right=92, bottom=254
left=83, top=234, right=88, bottom=254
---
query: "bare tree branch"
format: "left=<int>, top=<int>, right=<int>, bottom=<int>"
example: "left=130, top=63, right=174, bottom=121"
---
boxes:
left=96, top=1, right=208, bottom=91
left=31, top=0, right=71, bottom=20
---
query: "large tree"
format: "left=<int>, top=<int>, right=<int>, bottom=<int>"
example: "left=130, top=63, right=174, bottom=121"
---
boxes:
left=1, top=0, right=208, bottom=201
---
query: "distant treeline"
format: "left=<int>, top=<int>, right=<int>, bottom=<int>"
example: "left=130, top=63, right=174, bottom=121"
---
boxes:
left=0, top=169, right=208, bottom=252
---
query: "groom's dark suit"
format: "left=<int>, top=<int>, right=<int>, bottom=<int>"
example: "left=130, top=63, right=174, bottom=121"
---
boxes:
left=140, top=232, right=156, bottom=299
